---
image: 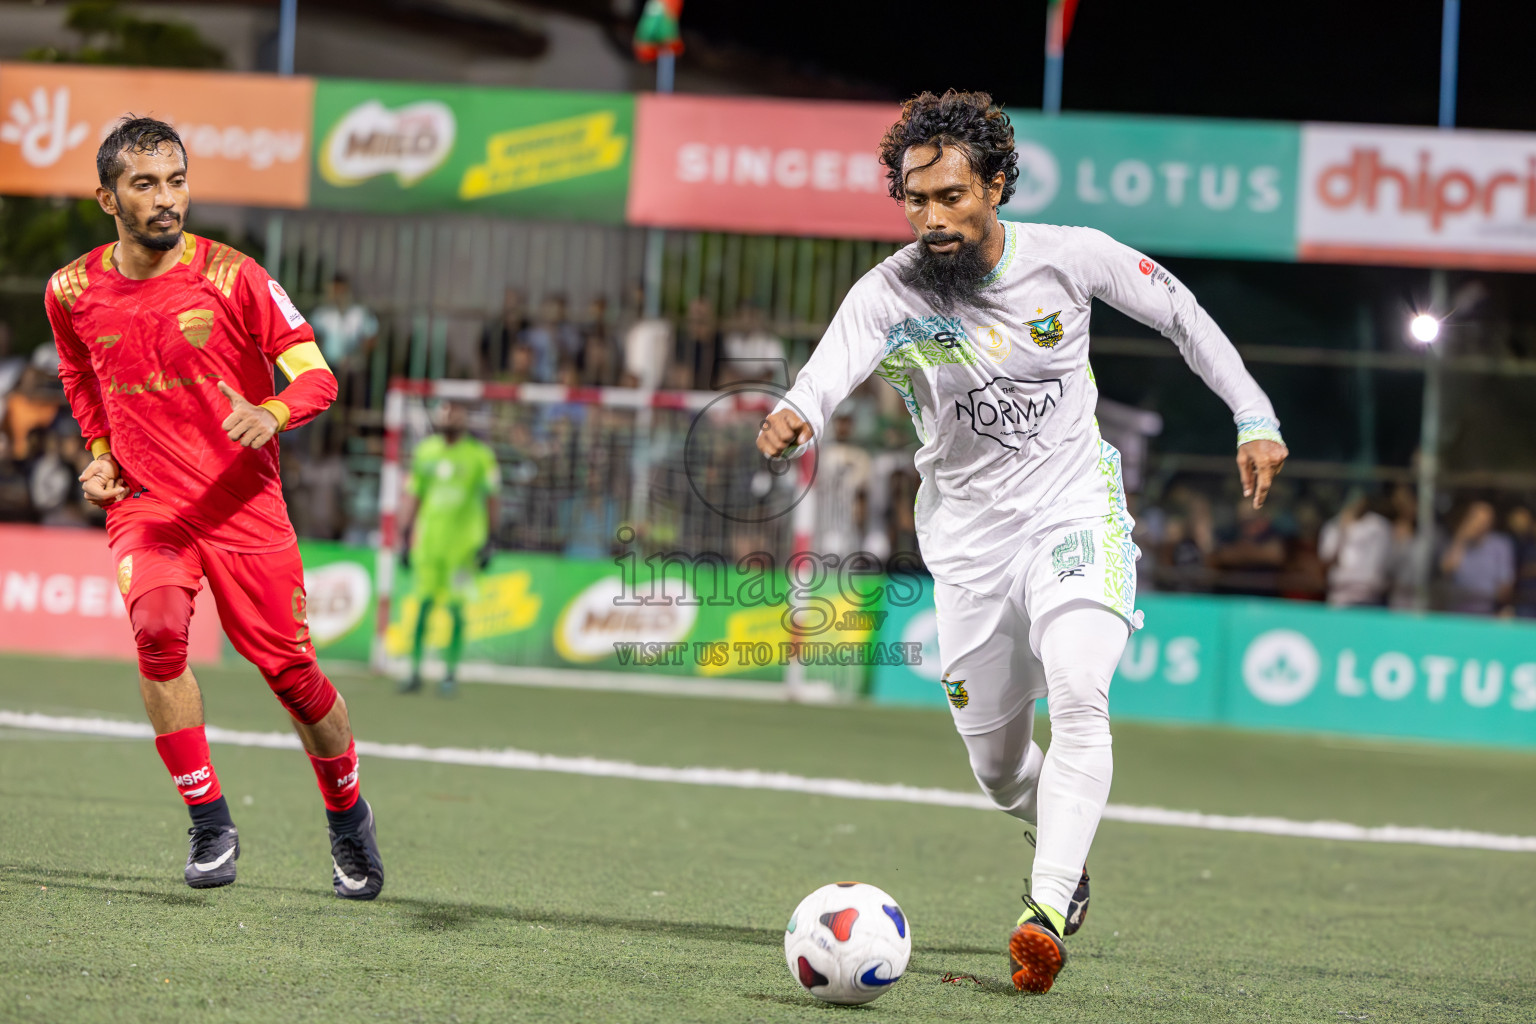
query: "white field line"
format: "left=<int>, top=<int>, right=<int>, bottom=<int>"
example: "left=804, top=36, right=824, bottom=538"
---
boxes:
left=4, top=709, right=1534, bottom=854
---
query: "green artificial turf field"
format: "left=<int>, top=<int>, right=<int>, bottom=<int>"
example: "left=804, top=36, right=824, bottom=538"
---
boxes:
left=2, top=652, right=1534, bottom=1023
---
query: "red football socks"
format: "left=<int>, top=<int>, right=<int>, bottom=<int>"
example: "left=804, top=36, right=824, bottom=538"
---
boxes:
left=307, top=740, right=361, bottom=812
left=154, top=726, right=223, bottom=806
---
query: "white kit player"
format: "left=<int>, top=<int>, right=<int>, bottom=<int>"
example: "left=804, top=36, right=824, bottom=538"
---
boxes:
left=757, top=90, right=1288, bottom=994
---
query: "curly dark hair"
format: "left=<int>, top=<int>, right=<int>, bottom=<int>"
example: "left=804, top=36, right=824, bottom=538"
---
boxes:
left=878, top=90, right=1019, bottom=205
left=97, top=116, right=186, bottom=190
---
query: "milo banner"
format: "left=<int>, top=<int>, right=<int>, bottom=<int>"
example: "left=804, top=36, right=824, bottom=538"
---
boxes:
left=1001, top=112, right=1301, bottom=261
left=308, top=79, right=633, bottom=222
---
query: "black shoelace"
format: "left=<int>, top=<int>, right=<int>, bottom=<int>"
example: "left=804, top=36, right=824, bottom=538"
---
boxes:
left=332, top=830, right=370, bottom=876
left=187, top=825, right=228, bottom=861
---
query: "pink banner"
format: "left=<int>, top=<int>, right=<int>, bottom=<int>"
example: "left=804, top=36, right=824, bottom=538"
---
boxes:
left=627, top=93, right=911, bottom=241
left=0, top=524, right=220, bottom=664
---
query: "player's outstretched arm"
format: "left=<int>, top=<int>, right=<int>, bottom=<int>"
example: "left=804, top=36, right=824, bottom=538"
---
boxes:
left=756, top=408, right=814, bottom=459
left=1073, top=228, right=1286, bottom=509
left=218, top=382, right=281, bottom=449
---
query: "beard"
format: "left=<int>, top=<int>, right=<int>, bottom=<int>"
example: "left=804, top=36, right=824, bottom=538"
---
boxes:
left=897, top=228, right=1003, bottom=316
left=121, top=209, right=183, bottom=251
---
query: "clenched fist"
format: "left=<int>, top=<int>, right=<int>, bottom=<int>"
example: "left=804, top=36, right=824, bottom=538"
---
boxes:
left=755, top=408, right=814, bottom=459
left=78, top=452, right=127, bottom=508
left=218, top=381, right=279, bottom=450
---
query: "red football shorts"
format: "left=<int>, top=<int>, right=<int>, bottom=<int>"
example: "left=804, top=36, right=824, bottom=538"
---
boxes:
left=108, top=498, right=315, bottom=679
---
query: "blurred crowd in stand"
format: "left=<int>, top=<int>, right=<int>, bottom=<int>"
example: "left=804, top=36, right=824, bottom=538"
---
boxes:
left=1130, top=480, right=1536, bottom=617
left=7, top=281, right=1536, bottom=622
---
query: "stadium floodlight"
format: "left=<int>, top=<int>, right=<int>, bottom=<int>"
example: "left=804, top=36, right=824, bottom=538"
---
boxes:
left=1409, top=313, right=1441, bottom=344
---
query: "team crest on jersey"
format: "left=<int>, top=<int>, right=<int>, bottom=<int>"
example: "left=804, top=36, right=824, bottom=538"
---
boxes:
left=177, top=309, right=216, bottom=348
left=1025, top=310, right=1064, bottom=349
left=942, top=673, right=969, bottom=709
left=117, top=555, right=133, bottom=596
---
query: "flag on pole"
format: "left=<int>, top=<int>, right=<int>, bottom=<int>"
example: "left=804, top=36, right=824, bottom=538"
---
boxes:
left=1045, top=0, right=1080, bottom=58
left=633, top=0, right=684, bottom=62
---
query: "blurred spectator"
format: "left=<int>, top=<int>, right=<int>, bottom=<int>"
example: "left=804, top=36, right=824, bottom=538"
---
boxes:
left=28, top=431, right=84, bottom=526
left=1210, top=500, right=1286, bottom=597
left=1440, top=500, right=1514, bottom=615
left=1318, top=488, right=1393, bottom=606
left=4, top=346, right=63, bottom=459
left=0, top=322, right=25, bottom=400
left=621, top=286, right=672, bottom=390
left=298, top=426, right=348, bottom=541
left=502, top=343, right=536, bottom=385
left=484, top=287, right=528, bottom=375
left=577, top=296, right=618, bottom=387
left=1509, top=506, right=1536, bottom=618
left=813, top=412, right=872, bottom=560
left=1279, top=499, right=1327, bottom=602
left=1384, top=483, right=1422, bottom=610
left=719, top=304, right=786, bottom=386
left=522, top=294, right=581, bottom=383
left=0, top=430, right=29, bottom=520
left=310, top=272, right=379, bottom=408
left=674, top=297, right=719, bottom=391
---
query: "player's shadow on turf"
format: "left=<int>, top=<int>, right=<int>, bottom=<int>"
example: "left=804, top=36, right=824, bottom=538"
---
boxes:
left=386, top=894, right=999, bottom=958
left=8, top=873, right=214, bottom=908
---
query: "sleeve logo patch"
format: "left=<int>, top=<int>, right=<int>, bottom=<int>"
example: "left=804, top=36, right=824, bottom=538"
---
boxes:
left=268, top=279, right=307, bottom=328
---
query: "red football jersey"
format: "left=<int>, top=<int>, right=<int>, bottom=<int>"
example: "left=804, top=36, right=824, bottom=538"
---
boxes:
left=48, top=233, right=334, bottom=553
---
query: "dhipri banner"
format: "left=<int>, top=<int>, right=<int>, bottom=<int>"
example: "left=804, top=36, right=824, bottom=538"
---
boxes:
left=1297, top=122, right=1536, bottom=270
left=0, top=63, right=313, bottom=208
left=627, top=93, right=909, bottom=240
left=309, top=80, right=633, bottom=223
left=0, top=524, right=220, bottom=664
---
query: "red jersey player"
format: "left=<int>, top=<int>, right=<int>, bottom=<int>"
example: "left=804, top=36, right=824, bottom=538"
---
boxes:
left=49, top=117, right=384, bottom=899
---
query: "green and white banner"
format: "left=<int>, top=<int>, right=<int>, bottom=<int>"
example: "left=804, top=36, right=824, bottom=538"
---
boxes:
left=308, top=80, right=634, bottom=223
left=874, top=591, right=1536, bottom=750
left=1002, top=112, right=1301, bottom=261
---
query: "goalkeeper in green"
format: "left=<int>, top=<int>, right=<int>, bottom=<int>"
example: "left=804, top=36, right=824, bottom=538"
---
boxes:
left=398, top=401, right=500, bottom=696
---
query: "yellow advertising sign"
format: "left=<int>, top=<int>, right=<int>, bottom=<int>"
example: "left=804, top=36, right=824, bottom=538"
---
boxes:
left=459, top=111, right=627, bottom=200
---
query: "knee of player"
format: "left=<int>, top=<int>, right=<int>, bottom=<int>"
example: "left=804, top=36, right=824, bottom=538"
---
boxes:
left=264, top=661, right=339, bottom=725
left=130, top=587, right=193, bottom=669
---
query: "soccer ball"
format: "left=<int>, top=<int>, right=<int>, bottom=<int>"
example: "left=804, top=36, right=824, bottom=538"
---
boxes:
left=783, top=881, right=911, bottom=1005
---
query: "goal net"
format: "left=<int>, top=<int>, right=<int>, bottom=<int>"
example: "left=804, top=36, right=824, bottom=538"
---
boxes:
left=373, top=379, right=880, bottom=700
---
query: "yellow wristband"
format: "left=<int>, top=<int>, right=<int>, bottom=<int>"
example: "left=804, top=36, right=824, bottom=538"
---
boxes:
left=89, top=437, right=111, bottom=459
left=259, top=399, right=292, bottom=431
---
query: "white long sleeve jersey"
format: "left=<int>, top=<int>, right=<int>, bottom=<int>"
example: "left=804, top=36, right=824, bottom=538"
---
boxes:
left=777, top=220, right=1283, bottom=592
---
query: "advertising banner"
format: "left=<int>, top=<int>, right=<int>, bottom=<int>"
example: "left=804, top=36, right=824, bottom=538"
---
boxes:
left=0, top=63, right=313, bottom=207
left=0, top=524, right=220, bottom=663
left=627, top=93, right=909, bottom=241
left=309, top=80, right=633, bottom=223
left=870, top=590, right=1228, bottom=724
left=1297, top=122, right=1536, bottom=271
left=1002, top=112, right=1300, bottom=261
left=1225, top=601, right=1536, bottom=748
left=298, top=539, right=376, bottom=663
left=377, top=550, right=895, bottom=688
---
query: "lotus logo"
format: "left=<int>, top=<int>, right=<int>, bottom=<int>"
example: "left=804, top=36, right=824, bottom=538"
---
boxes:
left=320, top=100, right=455, bottom=188
left=1241, top=629, right=1320, bottom=706
left=1006, top=141, right=1060, bottom=215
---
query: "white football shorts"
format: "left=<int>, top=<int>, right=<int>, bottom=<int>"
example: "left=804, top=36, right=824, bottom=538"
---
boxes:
left=933, top=512, right=1142, bottom=735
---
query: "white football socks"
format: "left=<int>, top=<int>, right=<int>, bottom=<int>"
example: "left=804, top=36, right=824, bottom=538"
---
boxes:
left=1030, top=602, right=1127, bottom=918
